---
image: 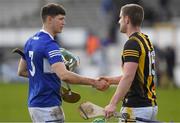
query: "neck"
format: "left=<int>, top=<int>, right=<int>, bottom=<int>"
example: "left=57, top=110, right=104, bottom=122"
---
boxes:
left=126, top=26, right=141, bottom=37
left=42, top=25, right=55, bottom=38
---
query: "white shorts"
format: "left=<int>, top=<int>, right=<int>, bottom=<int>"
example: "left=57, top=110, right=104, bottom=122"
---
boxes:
left=28, top=106, right=65, bottom=123
left=119, top=106, right=158, bottom=123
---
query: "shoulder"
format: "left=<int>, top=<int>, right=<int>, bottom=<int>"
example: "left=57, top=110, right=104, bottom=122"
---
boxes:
left=45, top=40, right=60, bottom=48
left=124, top=38, right=141, bottom=50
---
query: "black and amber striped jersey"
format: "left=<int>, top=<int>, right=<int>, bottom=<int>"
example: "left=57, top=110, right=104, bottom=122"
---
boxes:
left=122, top=32, right=157, bottom=107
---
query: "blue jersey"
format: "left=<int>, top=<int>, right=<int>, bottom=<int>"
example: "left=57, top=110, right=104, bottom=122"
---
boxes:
left=24, top=30, right=63, bottom=107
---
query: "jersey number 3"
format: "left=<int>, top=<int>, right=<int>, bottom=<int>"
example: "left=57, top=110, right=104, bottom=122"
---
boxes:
left=29, top=51, right=35, bottom=76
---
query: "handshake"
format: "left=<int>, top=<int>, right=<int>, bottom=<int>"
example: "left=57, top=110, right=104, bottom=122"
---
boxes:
left=59, top=48, right=112, bottom=91
left=92, top=77, right=111, bottom=91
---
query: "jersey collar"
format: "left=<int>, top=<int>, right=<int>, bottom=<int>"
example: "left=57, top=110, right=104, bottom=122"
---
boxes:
left=40, top=29, right=54, bottom=40
left=129, top=32, right=139, bottom=38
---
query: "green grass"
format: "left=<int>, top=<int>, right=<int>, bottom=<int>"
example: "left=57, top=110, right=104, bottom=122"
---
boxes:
left=0, top=83, right=180, bottom=122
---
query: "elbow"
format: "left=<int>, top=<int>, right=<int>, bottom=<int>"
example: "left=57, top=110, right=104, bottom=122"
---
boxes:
left=60, top=74, right=71, bottom=83
left=59, top=71, right=76, bottom=84
left=124, top=74, right=135, bottom=83
left=60, top=74, right=68, bottom=81
left=58, top=71, right=70, bottom=82
left=129, top=76, right=134, bottom=82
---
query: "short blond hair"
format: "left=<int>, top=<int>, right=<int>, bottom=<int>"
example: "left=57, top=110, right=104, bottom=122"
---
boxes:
left=121, top=4, right=144, bottom=26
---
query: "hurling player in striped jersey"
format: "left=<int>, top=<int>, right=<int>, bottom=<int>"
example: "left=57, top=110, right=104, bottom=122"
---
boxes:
left=100, top=4, right=158, bottom=122
left=17, top=3, right=109, bottom=123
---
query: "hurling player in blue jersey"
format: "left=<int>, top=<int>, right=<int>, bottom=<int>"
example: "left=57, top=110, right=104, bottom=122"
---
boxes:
left=17, top=3, right=109, bottom=123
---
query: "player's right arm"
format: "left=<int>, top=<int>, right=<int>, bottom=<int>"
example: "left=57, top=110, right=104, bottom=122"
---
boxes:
left=52, top=62, right=94, bottom=85
left=17, top=58, right=28, bottom=78
left=51, top=62, right=109, bottom=91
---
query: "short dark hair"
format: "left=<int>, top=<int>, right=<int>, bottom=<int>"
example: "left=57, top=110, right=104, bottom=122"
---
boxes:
left=41, top=3, right=66, bottom=22
left=121, top=4, right=144, bottom=26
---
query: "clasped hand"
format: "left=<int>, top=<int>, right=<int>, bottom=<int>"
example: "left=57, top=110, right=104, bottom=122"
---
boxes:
left=93, top=77, right=109, bottom=91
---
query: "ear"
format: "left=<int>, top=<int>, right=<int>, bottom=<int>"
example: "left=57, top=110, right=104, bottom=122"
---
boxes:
left=46, top=16, right=53, bottom=23
left=124, top=16, right=130, bottom=24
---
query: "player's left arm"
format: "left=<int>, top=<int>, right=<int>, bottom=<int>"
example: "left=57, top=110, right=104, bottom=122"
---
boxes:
left=108, top=62, right=138, bottom=106
left=109, top=39, right=140, bottom=106
left=17, top=58, right=28, bottom=78
left=104, top=62, right=138, bottom=118
left=105, top=39, right=141, bottom=117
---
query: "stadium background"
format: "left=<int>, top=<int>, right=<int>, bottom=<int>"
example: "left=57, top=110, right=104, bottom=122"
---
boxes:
left=0, top=0, right=180, bottom=122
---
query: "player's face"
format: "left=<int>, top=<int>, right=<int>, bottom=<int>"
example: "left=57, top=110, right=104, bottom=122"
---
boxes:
left=118, top=11, right=127, bottom=33
left=52, top=14, right=65, bottom=33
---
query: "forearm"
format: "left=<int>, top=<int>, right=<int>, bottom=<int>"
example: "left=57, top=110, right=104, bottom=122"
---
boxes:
left=109, top=76, right=132, bottom=106
left=59, top=71, right=95, bottom=86
left=109, top=62, right=138, bottom=106
left=110, top=76, right=122, bottom=84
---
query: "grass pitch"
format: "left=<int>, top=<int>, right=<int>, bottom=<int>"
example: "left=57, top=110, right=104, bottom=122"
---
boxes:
left=0, top=83, right=180, bottom=122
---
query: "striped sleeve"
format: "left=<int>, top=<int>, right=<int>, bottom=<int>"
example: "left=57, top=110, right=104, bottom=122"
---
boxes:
left=44, top=42, right=63, bottom=65
left=48, top=50, right=61, bottom=58
left=123, top=50, right=139, bottom=57
left=123, top=39, right=141, bottom=63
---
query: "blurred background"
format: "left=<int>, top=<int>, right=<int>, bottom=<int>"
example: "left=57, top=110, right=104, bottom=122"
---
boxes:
left=0, top=0, right=180, bottom=122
